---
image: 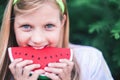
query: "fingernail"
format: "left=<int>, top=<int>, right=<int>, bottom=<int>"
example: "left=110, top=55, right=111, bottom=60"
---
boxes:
left=18, top=58, right=23, bottom=60
left=29, top=60, right=33, bottom=63
left=59, top=59, right=62, bottom=62
left=37, top=64, right=40, bottom=67
left=44, top=67, right=48, bottom=70
left=48, top=63, right=52, bottom=66
left=45, top=72, right=49, bottom=75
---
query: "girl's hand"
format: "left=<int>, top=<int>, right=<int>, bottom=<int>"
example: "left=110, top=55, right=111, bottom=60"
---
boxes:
left=9, top=58, right=45, bottom=80
left=44, top=59, right=74, bottom=80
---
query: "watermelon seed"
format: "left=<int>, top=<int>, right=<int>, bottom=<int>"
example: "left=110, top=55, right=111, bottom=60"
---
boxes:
left=50, top=56, right=53, bottom=58
left=15, top=52, right=17, bottom=55
left=46, top=64, right=48, bottom=67
left=19, top=52, right=21, bottom=55
left=38, top=57, right=40, bottom=60
left=66, top=53, right=69, bottom=56
left=31, top=55, right=34, bottom=58
left=25, top=53, right=28, bottom=56
left=60, top=53, right=62, bottom=56
left=55, top=55, right=58, bottom=57
left=44, top=56, right=47, bottom=59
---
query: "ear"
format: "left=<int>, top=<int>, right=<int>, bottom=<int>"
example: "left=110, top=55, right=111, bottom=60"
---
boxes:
left=61, top=14, right=66, bottom=27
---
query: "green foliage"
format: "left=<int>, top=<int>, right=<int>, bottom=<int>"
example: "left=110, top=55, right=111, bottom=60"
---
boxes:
left=0, top=0, right=7, bottom=26
left=67, top=0, right=120, bottom=79
left=111, top=20, right=120, bottom=39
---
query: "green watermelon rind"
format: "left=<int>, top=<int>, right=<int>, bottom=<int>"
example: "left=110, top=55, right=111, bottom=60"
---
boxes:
left=8, top=47, right=73, bottom=62
left=29, top=72, right=50, bottom=80
left=38, top=74, right=51, bottom=80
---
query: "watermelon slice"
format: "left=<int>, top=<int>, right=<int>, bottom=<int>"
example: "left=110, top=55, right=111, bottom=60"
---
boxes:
left=8, top=47, right=73, bottom=70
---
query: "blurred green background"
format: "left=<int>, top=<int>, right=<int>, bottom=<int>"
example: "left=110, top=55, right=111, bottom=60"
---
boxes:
left=0, top=0, right=120, bottom=80
left=67, top=0, right=120, bottom=80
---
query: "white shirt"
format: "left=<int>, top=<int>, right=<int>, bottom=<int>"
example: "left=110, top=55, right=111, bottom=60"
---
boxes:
left=69, top=44, right=114, bottom=80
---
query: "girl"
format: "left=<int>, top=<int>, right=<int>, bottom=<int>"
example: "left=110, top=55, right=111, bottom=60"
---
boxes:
left=0, top=0, right=113, bottom=80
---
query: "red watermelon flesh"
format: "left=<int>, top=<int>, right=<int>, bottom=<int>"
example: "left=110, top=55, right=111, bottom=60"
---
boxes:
left=8, top=47, right=73, bottom=70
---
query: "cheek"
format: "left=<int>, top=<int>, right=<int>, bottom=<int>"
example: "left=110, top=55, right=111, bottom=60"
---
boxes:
left=46, top=31, right=61, bottom=46
left=15, top=30, right=30, bottom=46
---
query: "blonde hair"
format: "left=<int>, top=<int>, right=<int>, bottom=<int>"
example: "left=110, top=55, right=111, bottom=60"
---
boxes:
left=0, top=0, right=80, bottom=80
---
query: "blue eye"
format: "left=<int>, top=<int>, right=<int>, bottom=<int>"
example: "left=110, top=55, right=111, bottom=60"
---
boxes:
left=22, top=24, right=31, bottom=28
left=21, top=24, right=32, bottom=31
left=45, top=24, right=54, bottom=30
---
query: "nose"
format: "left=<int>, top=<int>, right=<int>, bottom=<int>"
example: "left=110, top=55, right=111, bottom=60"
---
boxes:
left=30, top=30, right=46, bottom=45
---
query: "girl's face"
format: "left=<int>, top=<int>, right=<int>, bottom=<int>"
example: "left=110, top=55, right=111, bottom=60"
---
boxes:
left=14, top=3, right=66, bottom=49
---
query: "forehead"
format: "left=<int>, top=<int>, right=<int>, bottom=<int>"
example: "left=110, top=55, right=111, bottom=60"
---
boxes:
left=15, top=3, right=60, bottom=23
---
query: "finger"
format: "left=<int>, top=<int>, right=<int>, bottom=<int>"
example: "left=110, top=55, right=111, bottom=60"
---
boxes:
left=46, top=60, right=74, bottom=79
left=44, top=67, right=64, bottom=74
left=45, top=72, right=61, bottom=80
left=16, top=60, right=33, bottom=68
left=15, top=60, right=33, bottom=75
left=45, top=62, right=69, bottom=76
left=44, top=67, right=65, bottom=78
left=59, top=59, right=74, bottom=70
left=59, top=59, right=74, bottom=79
left=9, top=58, right=23, bottom=75
left=59, top=59, right=74, bottom=65
left=30, top=70, right=45, bottom=79
left=23, top=64, right=40, bottom=77
left=48, top=62, right=68, bottom=68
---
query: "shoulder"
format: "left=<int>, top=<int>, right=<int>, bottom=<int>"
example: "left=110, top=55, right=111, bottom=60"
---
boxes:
left=69, top=43, right=103, bottom=72
left=69, top=43, right=102, bottom=60
left=69, top=43, right=113, bottom=80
